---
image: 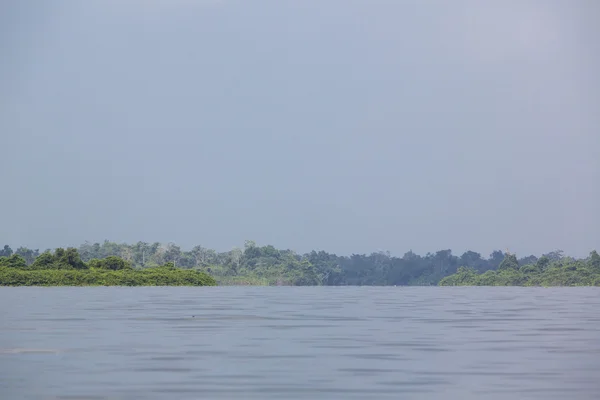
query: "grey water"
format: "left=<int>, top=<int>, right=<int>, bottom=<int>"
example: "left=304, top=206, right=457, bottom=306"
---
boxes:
left=1, top=287, right=599, bottom=400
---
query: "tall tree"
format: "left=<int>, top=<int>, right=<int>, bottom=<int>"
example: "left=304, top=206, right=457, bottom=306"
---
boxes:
left=15, top=247, right=39, bottom=265
left=0, top=245, right=13, bottom=257
left=498, top=253, right=519, bottom=271
left=588, top=250, right=600, bottom=271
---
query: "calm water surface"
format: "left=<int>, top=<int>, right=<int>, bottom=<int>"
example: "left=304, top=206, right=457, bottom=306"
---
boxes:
left=1, top=287, right=599, bottom=399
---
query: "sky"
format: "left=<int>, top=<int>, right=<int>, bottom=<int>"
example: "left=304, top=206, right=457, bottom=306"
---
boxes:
left=1, top=0, right=599, bottom=258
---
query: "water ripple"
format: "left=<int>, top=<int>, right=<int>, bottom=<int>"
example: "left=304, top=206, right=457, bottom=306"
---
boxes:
left=1, top=286, right=599, bottom=399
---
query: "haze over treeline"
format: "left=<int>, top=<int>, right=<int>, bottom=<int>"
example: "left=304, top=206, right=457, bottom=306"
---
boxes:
left=1, top=1, right=599, bottom=257
left=1, top=241, right=598, bottom=286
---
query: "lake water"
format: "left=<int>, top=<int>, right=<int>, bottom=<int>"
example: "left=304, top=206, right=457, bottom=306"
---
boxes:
left=1, top=287, right=599, bottom=399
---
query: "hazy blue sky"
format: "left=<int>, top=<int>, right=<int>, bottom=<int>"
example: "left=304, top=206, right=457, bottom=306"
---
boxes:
left=1, top=0, right=599, bottom=257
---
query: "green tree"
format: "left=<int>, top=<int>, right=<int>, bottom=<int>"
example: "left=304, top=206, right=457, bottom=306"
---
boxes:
left=307, top=250, right=343, bottom=285
left=544, top=250, right=564, bottom=262
left=518, top=255, right=538, bottom=266
left=55, top=248, right=88, bottom=269
left=191, top=245, right=217, bottom=268
left=89, top=256, right=132, bottom=270
left=15, top=247, right=39, bottom=265
left=133, top=241, right=149, bottom=267
left=589, top=250, right=600, bottom=271
left=488, top=250, right=505, bottom=270
left=78, top=241, right=97, bottom=262
left=536, top=255, right=550, bottom=271
left=438, top=267, right=478, bottom=286
left=460, top=251, right=486, bottom=271
left=520, top=264, right=540, bottom=274
left=164, top=243, right=182, bottom=265
left=498, top=253, right=519, bottom=271
left=0, top=245, right=13, bottom=257
left=31, top=252, right=56, bottom=269
left=0, top=254, right=27, bottom=269
left=294, top=260, right=320, bottom=285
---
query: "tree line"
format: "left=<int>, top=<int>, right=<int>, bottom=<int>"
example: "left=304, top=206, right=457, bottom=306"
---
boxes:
left=1, top=242, right=598, bottom=286
left=439, top=251, right=600, bottom=286
left=0, top=246, right=216, bottom=286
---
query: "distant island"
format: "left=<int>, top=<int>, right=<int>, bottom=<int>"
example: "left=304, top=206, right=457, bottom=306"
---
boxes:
left=1, top=242, right=598, bottom=287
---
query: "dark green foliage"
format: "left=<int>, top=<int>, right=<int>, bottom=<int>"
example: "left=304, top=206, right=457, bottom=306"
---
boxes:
left=88, top=256, right=132, bottom=270
left=0, top=254, right=27, bottom=269
left=519, top=264, right=540, bottom=274
left=31, top=252, right=58, bottom=269
left=156, top=262, right=177, bottom=271
left=27, top=248, right=87, bottom=270
left=440, top=256, right=600, bottom=287
left=437, top=266, right=479, bottom=286
left=54, top=247, right=88, bottom=270
left=498, top=254, right=519, bottom=271
left=536, top=255, right=551, bottom=271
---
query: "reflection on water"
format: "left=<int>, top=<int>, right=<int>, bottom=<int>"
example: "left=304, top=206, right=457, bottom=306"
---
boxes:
left=1, top=287, right=599, bottom=399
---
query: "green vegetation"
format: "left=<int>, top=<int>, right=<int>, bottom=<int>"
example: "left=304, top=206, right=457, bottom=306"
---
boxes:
left=439, top=251, right=600, bottom=287
left=0, top=248, right=216, bottom=286
left=1, top=242, right=598, bottom=286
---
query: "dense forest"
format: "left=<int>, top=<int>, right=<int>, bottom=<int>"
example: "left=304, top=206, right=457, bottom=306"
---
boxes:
left=1, top=242, right=598, bottom=286
left=439, top=252, right=600, bottom=286
left=0, top=246, right=215, bottom=286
